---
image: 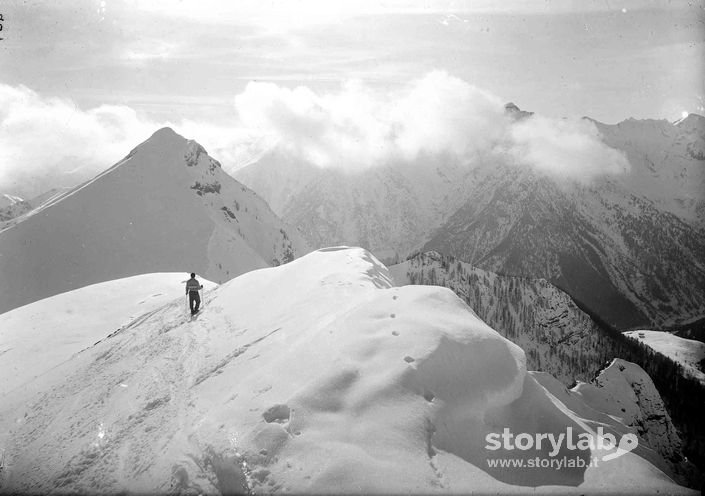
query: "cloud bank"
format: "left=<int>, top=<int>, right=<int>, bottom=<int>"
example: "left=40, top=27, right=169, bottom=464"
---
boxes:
left=0, top=73, right=629, bottom=197
left=234, top=71, right=508, bottom=168
left=509, top=115, right=630, bottom=181
left=233, top=71, right=629, bottom=180
left=0, top=84, right=162, bottom=197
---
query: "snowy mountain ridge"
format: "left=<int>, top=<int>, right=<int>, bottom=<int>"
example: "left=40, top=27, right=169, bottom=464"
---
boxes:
left=423, top=161, right=705, bottom=329
left=0, top=127, right=309, bottom=315
left=0, top=248, right=695, bottom=494
left=594, top=113, right=705, bottom=227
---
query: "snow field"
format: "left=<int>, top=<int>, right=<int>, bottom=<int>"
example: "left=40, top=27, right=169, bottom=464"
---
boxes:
left=0, top=248, right=695, bottom=494
left=623, top=330, right=705, bottom=384
left=0, top=273, right=216, bottom=397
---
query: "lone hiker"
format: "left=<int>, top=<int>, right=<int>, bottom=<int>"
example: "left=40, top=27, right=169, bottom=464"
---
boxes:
left=186, top=273, right=203, bottom=315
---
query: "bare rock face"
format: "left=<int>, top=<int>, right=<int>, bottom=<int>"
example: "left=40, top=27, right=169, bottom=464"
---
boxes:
left=593, top=359, right=682, bottom=460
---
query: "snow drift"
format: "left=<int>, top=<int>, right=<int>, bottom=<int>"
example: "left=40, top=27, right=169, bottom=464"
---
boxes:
left=0, top=248, right=693, bottom=494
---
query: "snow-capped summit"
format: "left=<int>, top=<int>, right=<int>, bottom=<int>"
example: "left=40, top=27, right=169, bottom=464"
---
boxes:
left=675, top=113, right=705, bottom=161
left=0, top=128, right=309, bottom=315
left=673, top=113, right=704, bottom=128
left=150, top=126, right=178, bottom=139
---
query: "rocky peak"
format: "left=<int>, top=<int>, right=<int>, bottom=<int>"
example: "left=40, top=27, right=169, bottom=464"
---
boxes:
left=504, top=102, right=534, bottom=121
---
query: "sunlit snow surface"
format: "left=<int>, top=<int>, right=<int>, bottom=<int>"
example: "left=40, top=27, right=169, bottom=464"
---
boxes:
left=623, top=330, right=705, bottom=384
left=0, top=273, right=216, bottom=396
left=0, top=249, right=694, bottom=494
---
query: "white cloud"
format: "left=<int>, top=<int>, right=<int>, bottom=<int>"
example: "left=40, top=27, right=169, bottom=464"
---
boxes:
left=233, top=71, right=507, bottom=168
left=233, top=71, right=629, bottom=181
left=0, top=74, right=630, bottom=197
left=0, top=84, right=163, bottom=196
left=508, top=115, right=630, bottom=181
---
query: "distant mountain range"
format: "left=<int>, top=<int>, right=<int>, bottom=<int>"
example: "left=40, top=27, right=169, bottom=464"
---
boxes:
left=235, top=149, right=473, bottom=261
left=422, top=160, right=705, bottom=329
left=235, top=109, right=705, bottom=329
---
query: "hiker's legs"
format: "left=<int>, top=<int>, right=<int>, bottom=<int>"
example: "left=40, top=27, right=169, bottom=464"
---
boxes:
left=189, top=292, right=198, bottom=313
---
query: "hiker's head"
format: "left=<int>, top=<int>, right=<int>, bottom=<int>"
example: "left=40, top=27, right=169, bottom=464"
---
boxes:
left=190, top=273, right=196, bottom=279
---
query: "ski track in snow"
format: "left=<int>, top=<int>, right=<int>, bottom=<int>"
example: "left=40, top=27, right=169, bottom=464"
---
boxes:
left=193, top=327, right=281, bottom=387
left=2, top=288, right=281, bottom=493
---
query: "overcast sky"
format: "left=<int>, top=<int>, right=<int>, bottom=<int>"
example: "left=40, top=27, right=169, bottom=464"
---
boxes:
left=0, top=0, right=703, bottom=195
left=2, top=0, right=703, bottom=122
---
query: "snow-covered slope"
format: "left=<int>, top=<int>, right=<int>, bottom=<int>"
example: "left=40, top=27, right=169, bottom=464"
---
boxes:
left=0, top=273, right=216, bottom=397
left=0, top=248, right=693, bottom=494
left=390, top=251, right=615, bottom=385
left=572, top=359, right=699, bottom=486
left=594, top=114, right=705, bottom=228
left=27, top=187, right=72, bottom=209
left=422, top=113, right=705, bottom=329
left=235, top=150, right=474, bottom=260
left=623, top=330, right=705, bottom=384
left=0, top=128, right=309, bottom=315
left=423, top=160, right=705, bottom=329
